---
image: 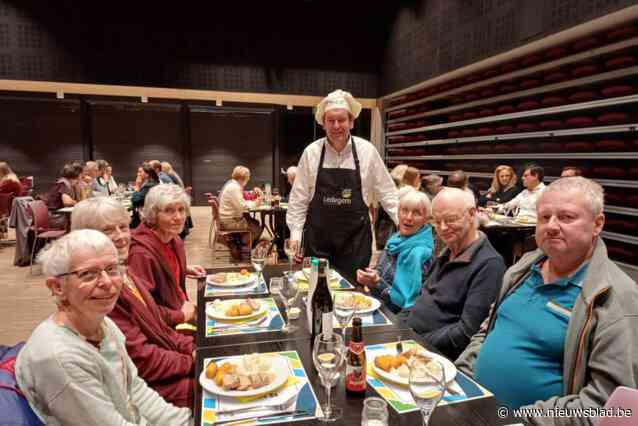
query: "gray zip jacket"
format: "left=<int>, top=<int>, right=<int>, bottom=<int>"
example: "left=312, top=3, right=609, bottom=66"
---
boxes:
left=456, top=238, right=638, bottom=426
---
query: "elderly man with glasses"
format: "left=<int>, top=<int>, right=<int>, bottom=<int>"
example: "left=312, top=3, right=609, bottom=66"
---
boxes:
left=456, top=177, right=638, bottom=423
left=399, top=187, right=506, bottom=359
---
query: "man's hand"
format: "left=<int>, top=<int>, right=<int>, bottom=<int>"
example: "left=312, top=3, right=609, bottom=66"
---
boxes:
left=356, top=268, right=380, bottom=287
left=181, top=300, right=196, bottom=324
left=290, top=240, right=304, bottom=263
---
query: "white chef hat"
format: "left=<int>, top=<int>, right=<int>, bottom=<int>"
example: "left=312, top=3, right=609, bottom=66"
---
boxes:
left=314, top=89, right=362, bottom=124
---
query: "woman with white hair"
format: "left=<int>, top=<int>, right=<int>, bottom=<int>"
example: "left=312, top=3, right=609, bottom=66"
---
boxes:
left=71, top=197, right=195, bottom=408
left=357, top=190, right=435, bottom=313
left=128, top=184, right=204, bottom=327
left=218, top=165, right=264, bottom=259
left=15, top=230, right=192, bottom=425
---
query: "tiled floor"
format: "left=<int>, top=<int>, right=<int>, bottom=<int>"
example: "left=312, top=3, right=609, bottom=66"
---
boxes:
left=0, top=206, right=380, bottom=344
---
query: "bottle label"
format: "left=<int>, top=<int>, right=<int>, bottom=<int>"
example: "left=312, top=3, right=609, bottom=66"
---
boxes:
left=346, top=364, right=366, bottom=391
left=322, top=312, right=333, bottom=336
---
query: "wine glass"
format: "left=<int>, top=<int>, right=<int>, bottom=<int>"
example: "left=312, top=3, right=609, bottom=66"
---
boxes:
left=332, top=292, right=356, bottom=344
left=312, top=332, right=345, bottom=422
left=283, top=239, right=296, bottom=273
left=251, top=241, right=271, bottom=285
left=408, top=356, right=446, bottom=426
left=276, top=273, right=299, bottom=333
left=269, top=277, right=283, bottom=296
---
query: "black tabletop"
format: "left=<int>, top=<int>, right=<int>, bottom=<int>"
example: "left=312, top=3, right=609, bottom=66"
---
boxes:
left=194, top=330, right=522, bottom=425
left=196, top=264, right=412, bottom=348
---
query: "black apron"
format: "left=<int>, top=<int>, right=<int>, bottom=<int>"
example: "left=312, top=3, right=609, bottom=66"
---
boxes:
left=303, top=138, right=372, bottom=283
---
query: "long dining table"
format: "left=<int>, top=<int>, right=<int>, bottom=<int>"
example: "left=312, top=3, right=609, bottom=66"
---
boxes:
left=194, top=264, right=523, bottom=426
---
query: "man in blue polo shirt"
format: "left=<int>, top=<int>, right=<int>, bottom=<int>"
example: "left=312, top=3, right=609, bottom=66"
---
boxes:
left=456, top=177, right=638, bottom=426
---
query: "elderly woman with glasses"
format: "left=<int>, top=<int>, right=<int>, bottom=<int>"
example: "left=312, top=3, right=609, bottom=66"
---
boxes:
left=128, top=184, right=204, bottom=327
left=71, top=197, right=195, bottom=408
left=15, top=230, right=192, bottom=425
left=357, top=190, right=434, bottom=313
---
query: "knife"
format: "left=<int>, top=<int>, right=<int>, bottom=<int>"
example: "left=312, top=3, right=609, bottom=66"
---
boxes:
left=214, top=409, right=311, bottom=425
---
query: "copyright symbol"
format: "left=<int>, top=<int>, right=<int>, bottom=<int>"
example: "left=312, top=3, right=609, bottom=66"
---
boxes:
left=498, top=406, right=509, bottom=419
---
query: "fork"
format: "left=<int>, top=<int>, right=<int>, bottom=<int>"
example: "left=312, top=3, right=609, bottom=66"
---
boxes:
left=215, top=393, right=297, bottom=416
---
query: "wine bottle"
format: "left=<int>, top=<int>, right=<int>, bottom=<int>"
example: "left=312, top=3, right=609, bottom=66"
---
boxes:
left=311, top=258, right=333, bottom=341
left=345, top=317, right=366, bottom=395
left=306, top=258, right=319, bottom=332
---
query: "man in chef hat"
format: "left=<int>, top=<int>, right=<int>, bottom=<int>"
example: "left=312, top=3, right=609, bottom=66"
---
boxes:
left=286, top=89, right=398, bottom=284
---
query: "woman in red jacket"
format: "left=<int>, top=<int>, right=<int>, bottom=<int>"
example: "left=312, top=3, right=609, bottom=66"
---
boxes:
left=0, top=162, right=23, bottom=196
left=128, top=184, right=205, bottom=327
left=70, top=196, right=196, bottom=408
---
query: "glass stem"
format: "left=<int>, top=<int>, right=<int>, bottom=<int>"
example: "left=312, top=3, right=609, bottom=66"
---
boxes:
left=325, top=383, right=332, bottom=418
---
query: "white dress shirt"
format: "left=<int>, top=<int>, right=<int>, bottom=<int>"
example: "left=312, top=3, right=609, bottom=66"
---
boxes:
left=502, top=182, right=546, bottom=220
left=219, top=179, right=248, bottom=221
left=286, top=136, right=399, bottom=241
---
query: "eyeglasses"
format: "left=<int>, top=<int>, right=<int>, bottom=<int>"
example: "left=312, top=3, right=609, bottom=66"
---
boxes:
left=56, top=261, right=124, bottom=284
left=430, top=209, right=470, bottom=228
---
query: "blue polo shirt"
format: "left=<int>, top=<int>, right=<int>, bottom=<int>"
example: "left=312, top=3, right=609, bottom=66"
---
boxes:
left=474, top=261, right=589, bottom=409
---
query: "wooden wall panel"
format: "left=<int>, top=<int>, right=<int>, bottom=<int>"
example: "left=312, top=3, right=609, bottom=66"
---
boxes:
left=0, top=96, right=82, bottom=193
left=89, top=101, right=183, bottom=188
left=189, top=106, right=276, bottom=205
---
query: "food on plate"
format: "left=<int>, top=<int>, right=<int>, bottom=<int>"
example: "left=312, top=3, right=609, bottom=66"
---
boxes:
left=514, top=215, right=535, bottom=224
left=335, top=293, right=373, bottom=310
left=220, top=299, right=260, bottom=317
left=211, top=354, right=277, bottom=391
left=205, top=361, right=218, bottom=379
left=374, top=347, right=441, bottom=379
left=210, top=272, right=227, bottom=284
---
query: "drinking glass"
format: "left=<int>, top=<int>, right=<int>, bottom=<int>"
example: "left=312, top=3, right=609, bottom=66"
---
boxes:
left=283, top=239, right=296, bottom=273
left=251, top=241, right=270, bottom=285
left=276, top=273, right=299, bottom=333
left=333, top=292, right=356, bottom=343
left=269, top=277, right=283, bottom=296
left=301, top=256, right=313, bottom=281
left=361, top=397, right=389, bottom=426
left=312, top=332, right=344, bottom=422
left=408, top=356, right=446, bottom=426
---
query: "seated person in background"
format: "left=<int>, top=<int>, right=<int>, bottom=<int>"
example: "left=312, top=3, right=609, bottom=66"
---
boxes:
left=479, top=165, right=521, bottom=206
left=422, top=174, right=443, bottom=201
left=162, top=161, right=185, bottom=187
left=129, top=184, right=204, bottom=327
left=560, top=166, right=583, bottom=177
left=150, top=160, right=174, bottom=184
left=399, top=166, right=421, bottom=198
left=105, top=165, right=118, bottom=193
left=45, top=162, right=83, bottom=229
left=357, top=190, right=434, bottom=313
left=130, top=162, right=159, bottom=228
left=498, top=164, right=545, bottom=221
left=16, top=230, right=192, bottom=425
left=218, top=165, right=264, bottom=259
left=92, top=159, right=111, bottom=196
left=374, top=164, right=407, bottom=250
left=399, top=188, right=506, bottom=360
left=71, top=197, right=195, bottom=408
left=0, top=161, right=23, bottom=196
left=79, top=161, right=98, bottom=200
left=456, top=177, right=638, bottom=422
left=447, top=170, right=478, bottom=205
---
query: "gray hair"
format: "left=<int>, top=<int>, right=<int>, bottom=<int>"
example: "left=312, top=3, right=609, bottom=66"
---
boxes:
left=400, top=190, right=432, bottom=216
left=71, top=197, right=130, bottom=231
left=541, top=176, right=604, bottom=216
left=423, top=174, right=443, bottom=187
left=433, top=187, right=476, bottom=211
left=37, top=229, right=117, bottom=277
left=141, top=184, right=191, bottom=226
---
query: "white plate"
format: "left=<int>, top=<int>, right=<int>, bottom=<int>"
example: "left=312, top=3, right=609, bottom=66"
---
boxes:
left=206, top=299, right=267, bottom=321
left=199, top=355, right=290, bottom=398
left=334, top=293, right=381, bottom=315
left=372, top=349, right=457, bottom=385
left=206, top=272, right=256, bottom=287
